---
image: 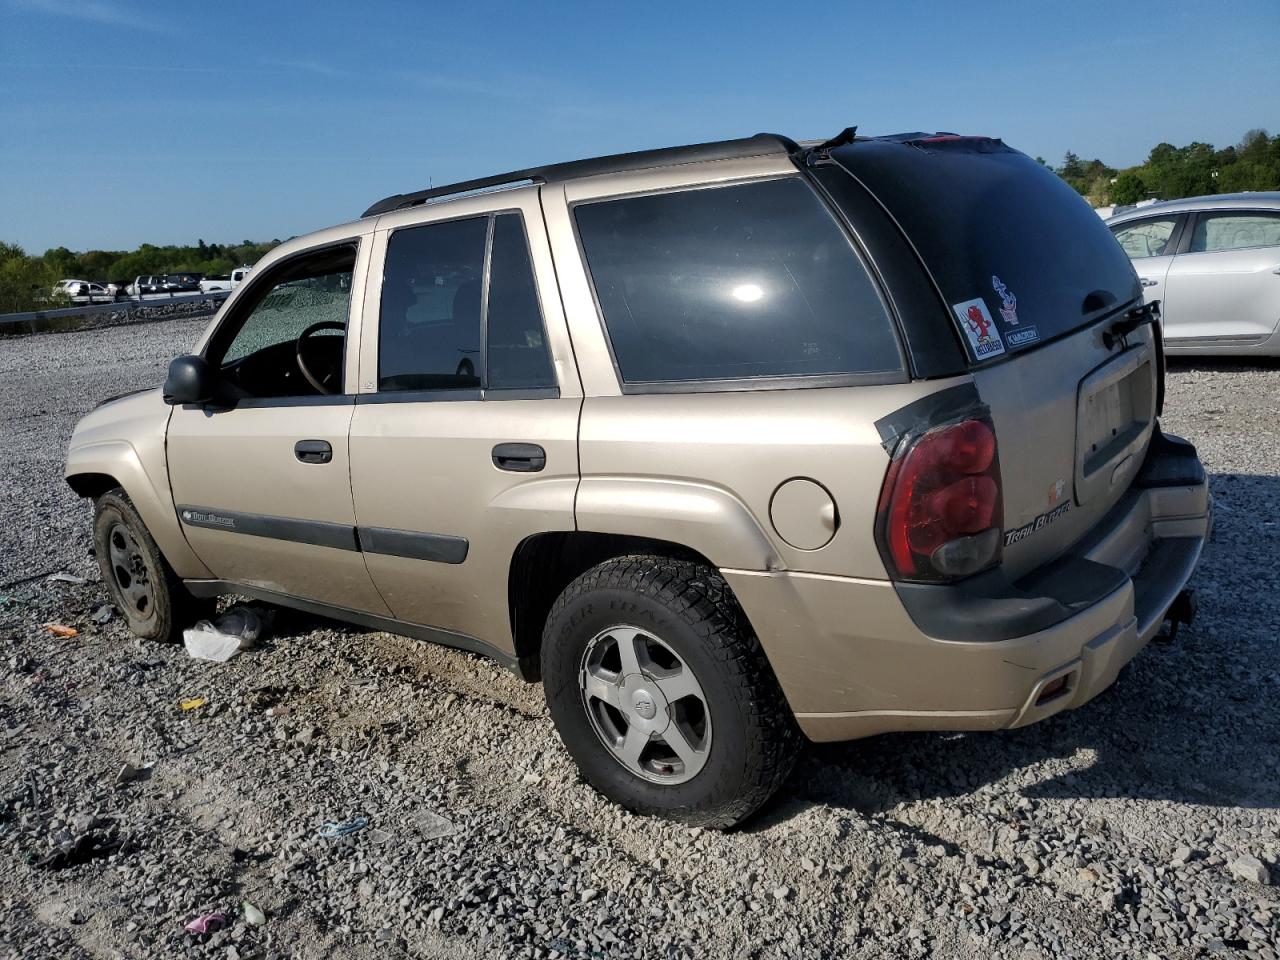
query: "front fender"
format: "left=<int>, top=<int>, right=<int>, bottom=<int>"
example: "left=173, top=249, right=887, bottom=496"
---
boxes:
left=575, top=476, right=781, bottom=571
left=66, top=438, right=211, bottom=579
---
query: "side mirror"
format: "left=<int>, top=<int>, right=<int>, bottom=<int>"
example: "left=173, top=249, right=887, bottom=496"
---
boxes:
left=163, top=355, right=214, bottom=405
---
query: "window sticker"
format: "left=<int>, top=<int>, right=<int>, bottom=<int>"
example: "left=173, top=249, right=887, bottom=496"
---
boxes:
left=952, top=298, right=1005, bottom=360
left=991, top=275, right=1019, bottom=324
left=1007, top=326, right=1041, bottom=347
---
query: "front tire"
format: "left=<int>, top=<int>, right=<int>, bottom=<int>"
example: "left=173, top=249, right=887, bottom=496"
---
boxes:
left=542, top=556, right=800, bottom=828
left=93, top=488, right=210, bottom=642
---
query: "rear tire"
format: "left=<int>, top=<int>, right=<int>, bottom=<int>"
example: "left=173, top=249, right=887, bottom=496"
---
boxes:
left=93, top=488, right=211, bottom=643
left=541, top=555, right=800, bottom=829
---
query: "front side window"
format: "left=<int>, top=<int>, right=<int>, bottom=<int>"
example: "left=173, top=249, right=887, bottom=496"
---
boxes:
left=378, top=212, right=556, bottom=393
left=573, top=177, right=901, bottom=385
left=213, top=244, right=355, bottom=398
left=1111, top=217, right=1180, bottom=259
left=1190, top=212, right=1280, bottom=253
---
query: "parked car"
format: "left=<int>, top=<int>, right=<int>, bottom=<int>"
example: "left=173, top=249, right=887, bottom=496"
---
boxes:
left=127, top=275, right=168, bottom=296
left=66, top=130, right=1209, bottom=827
left=54, top=279, right=115, bottom=303
left=164, top=272, right=204, bottom=293
left=1107, top=193, right=1280, bottom=355
left=230, top=265, right=253, bottom=289
left=200, top=276, right=233, bottom=293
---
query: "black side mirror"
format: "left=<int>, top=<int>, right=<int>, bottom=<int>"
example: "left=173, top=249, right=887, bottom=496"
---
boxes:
left=163, top=355, right=214, bottom=405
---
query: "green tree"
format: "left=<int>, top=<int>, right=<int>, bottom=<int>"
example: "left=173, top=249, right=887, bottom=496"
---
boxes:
left=1110, top=171, right=1147, bottom=205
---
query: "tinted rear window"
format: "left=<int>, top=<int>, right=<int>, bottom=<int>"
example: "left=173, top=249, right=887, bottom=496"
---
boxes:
left=574, top=177, right=902, bottom=385
left=829, top=139, right=1141, bottom=363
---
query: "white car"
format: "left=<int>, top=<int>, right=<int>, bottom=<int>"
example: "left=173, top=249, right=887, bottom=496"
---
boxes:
left=54, top=280, right=115, bottom=303
left=1107, top=193, right=1280, bottom=356
left=199, top=277, right=233, bottom=293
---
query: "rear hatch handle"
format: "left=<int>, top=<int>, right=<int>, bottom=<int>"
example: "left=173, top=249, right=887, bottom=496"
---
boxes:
left=1103, top=300, right=1161, bottom=350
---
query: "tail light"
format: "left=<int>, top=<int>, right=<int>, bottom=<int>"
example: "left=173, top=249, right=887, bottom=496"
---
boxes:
left=875, top=418, right=1004, bottom=582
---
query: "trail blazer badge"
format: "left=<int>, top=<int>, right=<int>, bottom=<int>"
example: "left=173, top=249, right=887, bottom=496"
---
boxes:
left=992, top=275, right=1019, bottom=324
left=952, top=298, right=1005, bottom=359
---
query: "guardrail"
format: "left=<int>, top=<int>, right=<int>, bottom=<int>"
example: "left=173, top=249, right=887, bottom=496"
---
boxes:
left=0, top=290, right=230, bottom=334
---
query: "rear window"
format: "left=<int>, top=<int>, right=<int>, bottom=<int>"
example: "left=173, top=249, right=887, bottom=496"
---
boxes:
left=829, top=139, right=1142, bottom=363
left=574, top=177, right=902, bottom=386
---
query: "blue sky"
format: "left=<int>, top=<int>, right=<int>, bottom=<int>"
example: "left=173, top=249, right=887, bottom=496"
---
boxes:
left=1, top=0, right=1276, bottom=253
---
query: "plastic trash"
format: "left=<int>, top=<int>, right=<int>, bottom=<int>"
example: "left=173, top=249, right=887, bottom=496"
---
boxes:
left=45, top=624, right=78, bottom=637
left=317, top=815, right=369, bottom=839
left=412, top=809, right=457, bottom=840
left=183, top=912, right=226, bottom=935
left=47, top=572, right=87, bottom=585
left=179, top=697, right=206, bottom=711
left=242, top=901, right=266, bottom=926
left=91, top=605, right=113, bottom=624
left=183, top=606, right=263, bottom=662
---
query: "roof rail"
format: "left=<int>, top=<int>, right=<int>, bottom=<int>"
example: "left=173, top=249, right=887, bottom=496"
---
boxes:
left=362, top=133, right=800, bottom=218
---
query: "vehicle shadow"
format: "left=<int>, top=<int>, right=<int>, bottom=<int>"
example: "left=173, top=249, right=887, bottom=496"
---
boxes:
left=1167, top=355, right=1280, bottom=373
left=760, top=469, right=1280, bottom=824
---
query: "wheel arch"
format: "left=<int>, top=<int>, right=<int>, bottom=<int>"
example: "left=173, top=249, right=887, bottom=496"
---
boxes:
left=507, top=530, right=754, bottom=681
left=65, top=441, right=211, bottom=579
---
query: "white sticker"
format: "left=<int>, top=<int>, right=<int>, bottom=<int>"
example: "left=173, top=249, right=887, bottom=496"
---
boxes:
left=952, top=298, right=1005, bottom=360
left=1007, top=326, right=1040, bottom=347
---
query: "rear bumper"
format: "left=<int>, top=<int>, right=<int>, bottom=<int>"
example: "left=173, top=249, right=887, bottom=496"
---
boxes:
left=726, top=431, right=1211, bottom=742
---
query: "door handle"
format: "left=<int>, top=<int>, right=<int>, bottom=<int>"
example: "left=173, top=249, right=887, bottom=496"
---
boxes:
left=294, top=439, right=333, bottom=464
left=492, top=442, right=546, bottom=472
left=1140, top=278, right=1158, bottom=287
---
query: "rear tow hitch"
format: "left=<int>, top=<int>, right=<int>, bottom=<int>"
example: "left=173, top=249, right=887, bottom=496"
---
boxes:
left=1154, top=588, right=1197, bottom=643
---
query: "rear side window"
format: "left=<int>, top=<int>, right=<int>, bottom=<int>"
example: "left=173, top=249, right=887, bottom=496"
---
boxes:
left=1190, top=212, right=1280, bottom=253
left=487, top=214, right=556, bottom=390
left=378, top=213, right=557, bottom=393
left=379, top=217, right=487, bottom=391
left=574, top=177, right=902, bottom=385
left=1111, top=217, right=1181, bottom=259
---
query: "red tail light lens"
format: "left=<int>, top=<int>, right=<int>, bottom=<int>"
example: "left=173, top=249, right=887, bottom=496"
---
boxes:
left=876, top=418, right=1004, bottom=581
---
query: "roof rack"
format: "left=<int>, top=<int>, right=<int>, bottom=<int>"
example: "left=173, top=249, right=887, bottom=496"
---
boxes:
left=362, top=133, right=800, bottom=218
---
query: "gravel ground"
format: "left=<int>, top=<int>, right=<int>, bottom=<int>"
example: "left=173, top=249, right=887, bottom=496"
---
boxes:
left=1, top=320, right=1277, bottom=960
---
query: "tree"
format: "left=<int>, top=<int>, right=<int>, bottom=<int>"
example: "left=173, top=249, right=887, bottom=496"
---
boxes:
left=1046, top=129, right=1280, bottom=204
left=1110, top=171, right=1147, bottom=205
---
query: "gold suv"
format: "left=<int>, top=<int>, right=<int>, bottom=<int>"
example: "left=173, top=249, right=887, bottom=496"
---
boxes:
left=66, top=130, right=1211, bottom=827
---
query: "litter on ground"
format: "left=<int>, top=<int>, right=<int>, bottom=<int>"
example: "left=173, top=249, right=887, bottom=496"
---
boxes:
left=179, top=697, right=206, bottom=711
left=183, top=912, right=227, bottom=935
left=412, top=809, right=457, bottom=840
left=317, top=815, right=369, bottom=839
left=47, top=572, right=87, bottom=585
left=183, top=606, right=264, bottom=662
left=45, top=623, right=78, bottom=637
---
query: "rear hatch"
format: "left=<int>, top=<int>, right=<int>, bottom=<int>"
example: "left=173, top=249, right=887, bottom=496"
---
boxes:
left=826, top=136, right=1154, bottom=578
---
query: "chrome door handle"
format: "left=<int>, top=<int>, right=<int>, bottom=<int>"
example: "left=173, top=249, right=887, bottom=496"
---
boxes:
left=1140, top=278, right=1158, bottom=287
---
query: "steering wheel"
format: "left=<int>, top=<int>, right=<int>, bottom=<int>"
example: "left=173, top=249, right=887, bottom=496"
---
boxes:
left=295, top=321, right=345, bottom=395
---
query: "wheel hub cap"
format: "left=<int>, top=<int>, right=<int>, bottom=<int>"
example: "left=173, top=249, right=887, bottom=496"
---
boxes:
left=578, top=625, right=712, bottom=785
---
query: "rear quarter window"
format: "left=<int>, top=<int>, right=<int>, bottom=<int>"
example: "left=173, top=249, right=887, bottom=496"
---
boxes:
left=573, top=177, right=903, bottom=387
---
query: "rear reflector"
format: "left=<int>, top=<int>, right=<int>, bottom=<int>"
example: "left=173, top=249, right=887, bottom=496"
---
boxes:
left=876, top=418, right=1004, bottom=582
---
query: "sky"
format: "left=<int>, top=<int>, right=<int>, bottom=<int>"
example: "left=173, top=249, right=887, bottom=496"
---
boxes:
left=1, top=0, right=1276, bottom=254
